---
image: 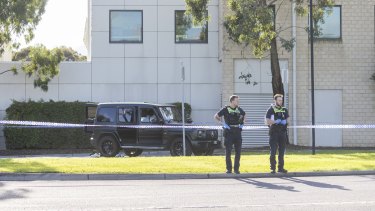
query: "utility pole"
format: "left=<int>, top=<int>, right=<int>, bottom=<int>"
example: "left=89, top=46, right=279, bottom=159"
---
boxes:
left=309, top=0, right=316, bottom=155
left=181, top=61, right=186, bottom=156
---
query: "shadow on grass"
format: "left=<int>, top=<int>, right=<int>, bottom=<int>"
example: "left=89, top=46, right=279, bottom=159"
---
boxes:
left=360, top=165, right=375, bottom=170
left=281, top=177, right=350, bottom=191
left=243, top=150, right=375, bottom=156
left=301, top=150, right=374, bottom=156
left=236, top=178, right=299, bottom=192
left=0, top=158, right=58, bottom=173
left=340, top=153, right=375, bottom=160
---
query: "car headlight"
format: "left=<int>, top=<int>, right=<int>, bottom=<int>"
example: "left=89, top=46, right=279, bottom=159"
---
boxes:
left=197, top=130, right=206, bottom=138
left=208, top=130, right=218, bottom=139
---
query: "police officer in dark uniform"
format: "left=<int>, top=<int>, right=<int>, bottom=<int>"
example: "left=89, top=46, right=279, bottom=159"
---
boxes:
left=214, top=95, right=246, bottom=174
left=265, top=94, right=289, bottom=174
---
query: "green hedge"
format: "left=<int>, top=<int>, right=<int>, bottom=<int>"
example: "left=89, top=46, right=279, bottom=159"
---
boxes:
left=4, top=100, right=92, bottom=150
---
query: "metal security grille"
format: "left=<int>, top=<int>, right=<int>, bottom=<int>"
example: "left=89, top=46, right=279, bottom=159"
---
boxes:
left=237, top=93, right=288, bottom=148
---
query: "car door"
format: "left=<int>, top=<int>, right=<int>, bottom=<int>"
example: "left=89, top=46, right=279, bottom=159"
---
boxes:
left=117, top=106, right=137, bottom=145
left=138, top=107, right=163, bottom=146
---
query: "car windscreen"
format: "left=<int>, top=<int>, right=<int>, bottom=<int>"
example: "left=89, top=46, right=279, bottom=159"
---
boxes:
left=159, top=106, right=182, bottom=123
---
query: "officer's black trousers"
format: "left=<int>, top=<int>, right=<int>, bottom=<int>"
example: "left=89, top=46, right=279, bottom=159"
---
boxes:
left=224, top=128, right=242, bottom=172
left=269, top=130, right=287, bottom=171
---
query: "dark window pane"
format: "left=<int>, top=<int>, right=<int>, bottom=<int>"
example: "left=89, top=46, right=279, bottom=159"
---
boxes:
left=97, top=107, right=116, bottom=123
left=175, top=11, right=208, bottom=43
left=140, top=108, right=158, bottom=124
left=110, top=11, right=142, bottom=43
left=317, top=6, right=341, bottom=39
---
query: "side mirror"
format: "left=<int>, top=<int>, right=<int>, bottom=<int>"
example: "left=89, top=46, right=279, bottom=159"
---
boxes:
left=85, top=118, right=95, bottom=124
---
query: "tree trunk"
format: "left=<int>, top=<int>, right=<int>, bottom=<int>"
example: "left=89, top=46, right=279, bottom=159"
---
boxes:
left=270, top=37, right=285, bottom=96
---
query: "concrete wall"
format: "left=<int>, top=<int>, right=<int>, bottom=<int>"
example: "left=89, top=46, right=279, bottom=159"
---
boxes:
left=0, top=45, right=12, bottom=62
left=0, top=62, right=92, bottom=149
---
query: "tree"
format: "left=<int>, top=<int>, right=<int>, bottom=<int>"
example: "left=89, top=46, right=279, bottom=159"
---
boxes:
left=0, top=44, right=64, bottom=91
left=185, top=0, right=210, bottom=25
left=185, top=0, right=334, bottom=96
left=0, top=0, right=48, bottom=55
left=13, top=46, right=87, bottom=61
left=0, top=1, right=74, bottom=92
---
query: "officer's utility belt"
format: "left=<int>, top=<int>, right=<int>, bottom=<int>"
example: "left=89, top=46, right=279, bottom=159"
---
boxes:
left=229, top=125, right=240, bottom=128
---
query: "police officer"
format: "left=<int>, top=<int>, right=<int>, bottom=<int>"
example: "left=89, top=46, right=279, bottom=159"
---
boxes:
left=265, top=94, right=289, bottom=174
left=214, top=95, right=246, bottom=174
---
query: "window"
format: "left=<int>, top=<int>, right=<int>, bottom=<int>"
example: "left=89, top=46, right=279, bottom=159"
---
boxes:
left=175, top=10, right=208, bottom=43
left=97, top=107, right=116, bottom=123
left=85, top=105, right=97, bottom=119
left=159, top=106, right=182, bottom=123
left=110, top=10, right=143, bottom=43
left=140, top=108, right=158, bottom=124
left=316, top=6, right=341, bottom=39
left=118, top=108, right=135, bottom=124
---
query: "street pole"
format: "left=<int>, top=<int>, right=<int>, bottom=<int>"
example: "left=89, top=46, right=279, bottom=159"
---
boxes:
left=181, top=62, right=186, bottom=156
left=309, top=0, right=316, bottom=155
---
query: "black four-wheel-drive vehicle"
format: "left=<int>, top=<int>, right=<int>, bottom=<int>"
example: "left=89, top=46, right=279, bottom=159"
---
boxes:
left=84, top=102, right=221, bottom=157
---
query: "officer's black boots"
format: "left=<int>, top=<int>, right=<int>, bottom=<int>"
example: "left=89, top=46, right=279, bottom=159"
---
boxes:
left=270, top=169, right=287, bottom=174
left=226, top=170, right=240, bottom=174
left=278, top=169, right=288, bottom=173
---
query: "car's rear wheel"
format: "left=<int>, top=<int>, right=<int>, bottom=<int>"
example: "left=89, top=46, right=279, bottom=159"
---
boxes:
left=124, top=149, right=143, bottom=157
left=170, top=138, right=192, bottom=156
left=98, top=136, right=120, bottom=157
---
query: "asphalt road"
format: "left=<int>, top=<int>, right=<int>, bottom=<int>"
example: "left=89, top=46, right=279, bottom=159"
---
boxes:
left=0, top=175, right=374, bottom=210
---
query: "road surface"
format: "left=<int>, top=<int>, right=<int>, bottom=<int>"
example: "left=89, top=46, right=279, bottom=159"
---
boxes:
left=0, top=175, right=374, bottom=210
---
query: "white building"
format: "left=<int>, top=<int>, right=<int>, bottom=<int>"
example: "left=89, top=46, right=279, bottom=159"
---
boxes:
left=0, top=0, right=221, bottom=149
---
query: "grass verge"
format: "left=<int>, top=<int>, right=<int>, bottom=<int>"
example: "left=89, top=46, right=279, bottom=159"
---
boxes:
left=0, top=150, right=374, bottom=174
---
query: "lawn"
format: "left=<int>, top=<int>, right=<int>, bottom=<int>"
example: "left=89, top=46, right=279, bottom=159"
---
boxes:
left=0, top=150, right=374, bottom=174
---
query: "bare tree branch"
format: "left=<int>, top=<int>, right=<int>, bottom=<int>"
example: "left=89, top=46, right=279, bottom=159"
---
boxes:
left=0, top=69, right=14, bottom=75
left=275, top=25, right=306, bottom=35
left=268, top=0, right=280, bottom=6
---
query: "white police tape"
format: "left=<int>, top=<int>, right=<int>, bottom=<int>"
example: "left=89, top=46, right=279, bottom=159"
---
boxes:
left=1, top=120, right=375, bottom=130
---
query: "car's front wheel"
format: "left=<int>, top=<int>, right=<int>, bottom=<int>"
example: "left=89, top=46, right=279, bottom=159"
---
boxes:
left=170, top=138, right=192, bottom=156
left=194, top=146, right=215, bottom=156
left=204, top=146, right=215, bottom=156
left=98, top=136, right=120, bottom=157
left=124, top=149, right=143, bottom=157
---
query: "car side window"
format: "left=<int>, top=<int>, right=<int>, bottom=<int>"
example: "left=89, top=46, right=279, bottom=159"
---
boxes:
left=140, top=108, right=158, bottom=124
left=96, top=107, right=116, bottom=123
left=118, top=107, right=135, bottom=124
